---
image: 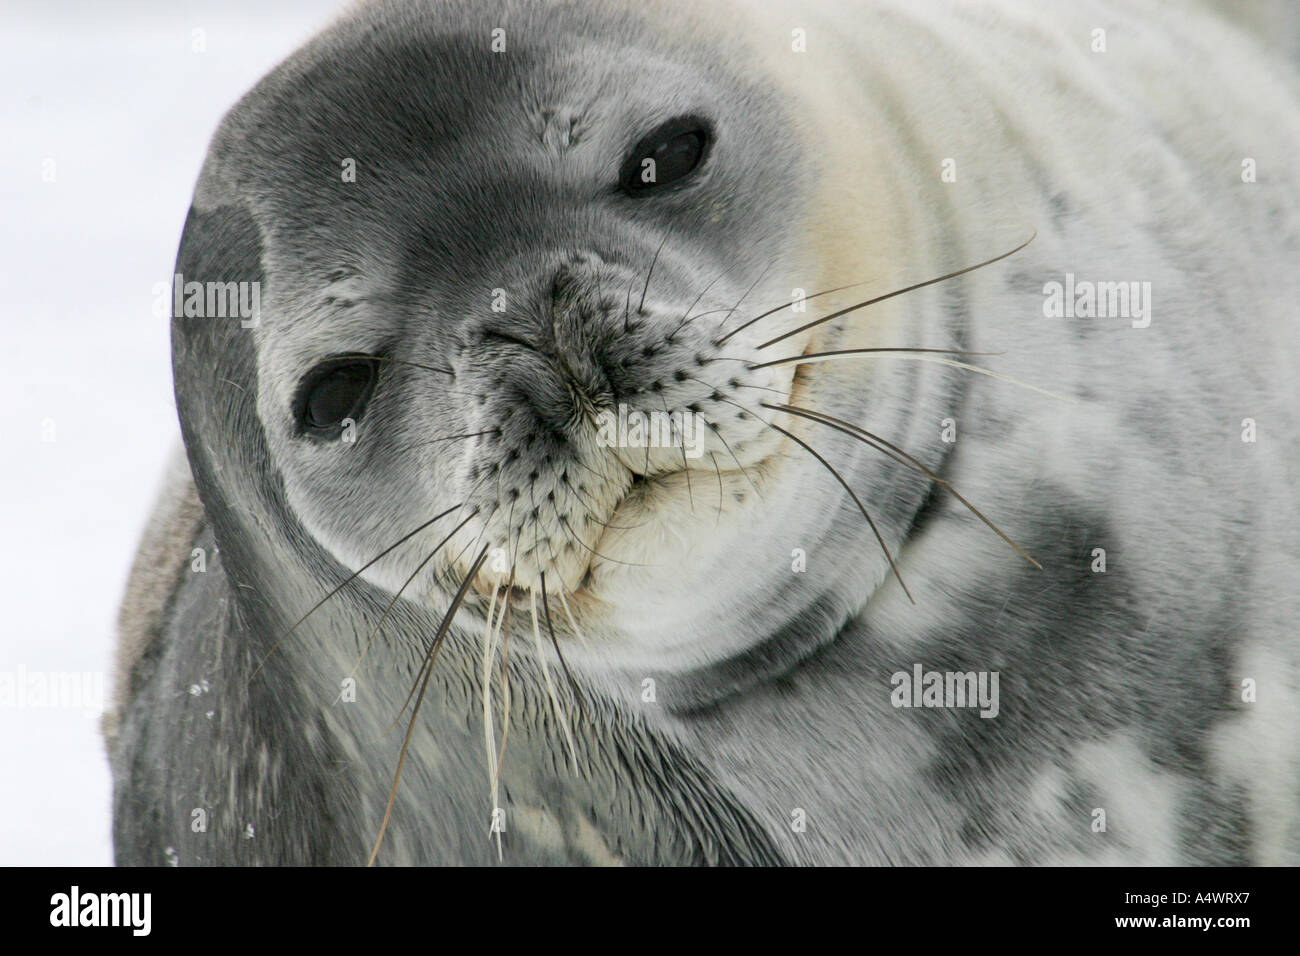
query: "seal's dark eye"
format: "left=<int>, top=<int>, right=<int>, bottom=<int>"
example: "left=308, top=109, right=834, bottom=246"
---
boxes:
left=619, top=116, right=712, bottom=196
left=294, top=356, right=379, bottom=435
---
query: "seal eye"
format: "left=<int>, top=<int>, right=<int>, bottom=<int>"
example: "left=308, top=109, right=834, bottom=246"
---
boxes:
left=294, top=356, right=379, bottom=435
left=619, top=116, right=712, bottom=196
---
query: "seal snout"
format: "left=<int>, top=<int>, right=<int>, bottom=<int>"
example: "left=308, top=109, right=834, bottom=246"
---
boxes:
left=447, top=246, right=794, bottom=593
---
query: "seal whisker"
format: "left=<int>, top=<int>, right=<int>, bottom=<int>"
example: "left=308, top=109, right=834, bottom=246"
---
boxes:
left=638, top=234, right=670, bottom=315
left=561, top=474, right=646, bottom=534
left=708, top=450, right=724, bottom=524
left=488, top=568, right=516, bottom=861
left=551, top=500, right=652, bottom=567
left=669, top=268, right=730, bottom=339
left=527, top=481, right=560, bottom=574
left=377, top=478, right=501, bottom=733
left=659, top=392, right=694, bottom=513
left=762, top=402, right=1041, bottom=570
left=748, top=347, right=1001, bottom=370
left=752, top=231, right=1037, bottom=350
left=249, top=503, right=465, bottom=683
left=715, top=280, right=874, bottom=345
left=753, top=350, right=1074, bottom=402
left=363, top=512, right=492, bottom=744
left=675, top=306, right=745, bottom=333
left=541, top=571, right=587, bottom=723
left=480, top=579, right=504, bottom=830
left=554, top=585, right=590, bottom=650
left=447, top=500, right=501, bottom=569
left=346, top=509, right=484, bottom=687
left=687, top=373, right=785, bottom=399
left=390, top=428, right=501, bottom=456
left=368, top=544, right=491, bottom=867
left=717, top=397, right=915, bottom=604
left=697, top=413, right=762, bottom=498
left=719, top=260, right=772, bottom=333
left=529, top=584, right=578, bottom=773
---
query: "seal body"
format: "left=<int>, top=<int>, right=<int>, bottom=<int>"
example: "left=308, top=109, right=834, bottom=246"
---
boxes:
left=108, top=0, right=1300, bottom=865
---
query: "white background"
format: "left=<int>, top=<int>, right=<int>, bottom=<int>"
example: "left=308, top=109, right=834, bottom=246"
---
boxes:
left=0, top=0, right=347, bottom=866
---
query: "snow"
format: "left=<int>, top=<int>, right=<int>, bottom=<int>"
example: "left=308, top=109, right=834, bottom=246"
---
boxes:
left=0, top=0, right=346, bottom=866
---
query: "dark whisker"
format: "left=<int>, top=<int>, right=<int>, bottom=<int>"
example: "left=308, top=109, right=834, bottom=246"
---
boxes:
left=697, top=413, right=762, bottom=498
left=551, top=501, right=651, bottom=567
left=708, top=451, right=724, bottom=524
left=368, top=544, right=491, bottom=866
left=720, top=260, right=772, bottom=329
left=660, top=392, right=694, bottom=513
left=561, top=477, right=645, bottom=533
left=448, top=501, right=499, bottom=569
left=349, top=508, right=483, bottom=698
left=391, top=428, right=500, bottom=457
left=717, top=397, right=915, bottom=604
left=674, top=306, right=745, bottom=333
left=540, top=571, right=587, bottom=724
left=715, top=280, right=873, bottom=345
left=669, top=269, right=729, bottom=339
left=753, top=231, right=1036, bottom=350
left=249, top=503, right=464, bottom=683
left=687, top=373, right=786, bottom=398
left=638, top=234, right=669, bottom=315
left=762, top=402, right=1041, bottom=570
left=749, top=347, right=1001, bottom=371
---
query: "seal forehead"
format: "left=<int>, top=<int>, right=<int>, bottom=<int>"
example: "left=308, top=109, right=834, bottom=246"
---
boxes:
left=202, top=0, right=797, bottom=222
left=214, top=13, right=808, bottom=325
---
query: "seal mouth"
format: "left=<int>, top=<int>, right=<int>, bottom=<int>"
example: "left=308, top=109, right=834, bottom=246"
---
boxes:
left=454, top=429, right=780, bottom=614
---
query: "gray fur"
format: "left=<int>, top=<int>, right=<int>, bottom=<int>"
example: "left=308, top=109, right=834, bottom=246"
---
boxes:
left=104, top=445, right=203, bottom=751
left=110, top=0, right=1300, bottom=865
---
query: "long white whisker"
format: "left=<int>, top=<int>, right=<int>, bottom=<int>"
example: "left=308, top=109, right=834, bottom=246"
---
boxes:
left=530, top=588, right=577, bottom=773
left=481, top=583, right=502, bottom=838
left=555, top=586, right=590, bottom=650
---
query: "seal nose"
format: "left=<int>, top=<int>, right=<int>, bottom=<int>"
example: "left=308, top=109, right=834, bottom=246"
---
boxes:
left=546, top=259, right=621, bottom=402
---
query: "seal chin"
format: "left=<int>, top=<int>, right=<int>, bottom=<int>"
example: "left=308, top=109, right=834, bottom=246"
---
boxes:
left=450, top=452, right=774, bottom=606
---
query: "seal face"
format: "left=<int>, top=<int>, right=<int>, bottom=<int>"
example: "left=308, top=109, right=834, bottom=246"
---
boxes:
left=108, top=0, right=1300, bottom=866
left=244, top=3, right=816, bottom=630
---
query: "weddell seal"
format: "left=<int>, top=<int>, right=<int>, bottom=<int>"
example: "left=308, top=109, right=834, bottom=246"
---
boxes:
left=105, top=0, right=1300, bottom=865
